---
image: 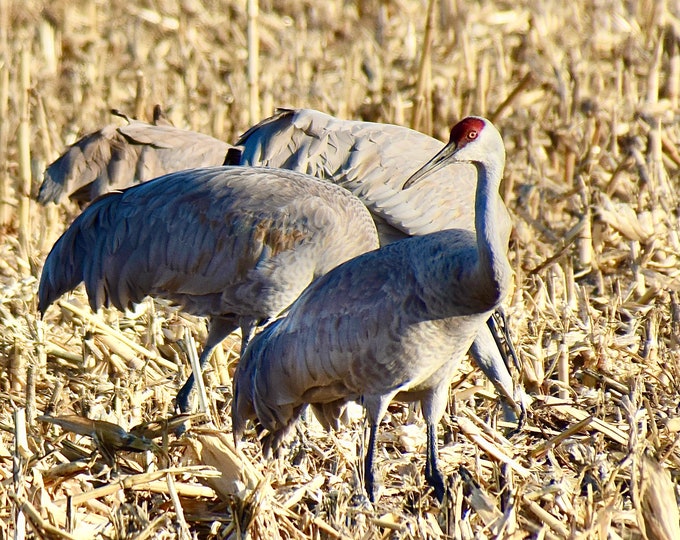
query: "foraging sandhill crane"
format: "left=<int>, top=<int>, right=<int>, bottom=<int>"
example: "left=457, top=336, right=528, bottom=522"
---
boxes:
left=37, top=108, right=521, bottom=418
left=37, top=109, right=231, bottom=204
left=233, top=108, right=477, bottom=241
left=232, top=117, right=512, bottom=502
left=38, top=166, right=380, bottom=413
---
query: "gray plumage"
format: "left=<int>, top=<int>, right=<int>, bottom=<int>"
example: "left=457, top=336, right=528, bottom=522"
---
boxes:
left=234, top=109, right=522, bottom=418
left=235, top=108, right=480, bottom=242
left=232, top=117, right=512, bottom=502
left=37, top=107, right=520, bottom=416
left=38, top=166, right=379, bottom=412
left=39, top=108, right=483, bottom=239
left=37, top=116, right=230, bottom=204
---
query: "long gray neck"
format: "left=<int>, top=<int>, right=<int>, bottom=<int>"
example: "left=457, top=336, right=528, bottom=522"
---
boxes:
left=472, top=159, right=511, bottom=309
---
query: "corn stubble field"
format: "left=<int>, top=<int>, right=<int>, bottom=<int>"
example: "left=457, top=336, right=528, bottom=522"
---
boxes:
left=1, top=0, right=680, bottom=538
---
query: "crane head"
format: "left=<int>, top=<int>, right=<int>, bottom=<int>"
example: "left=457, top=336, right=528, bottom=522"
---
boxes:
left=402, top=116, right=504, bottom=189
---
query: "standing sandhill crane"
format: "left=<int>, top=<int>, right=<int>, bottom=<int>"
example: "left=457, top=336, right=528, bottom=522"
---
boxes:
left=232, top=117, right=512, bottom=502
left=37, top=108, right=521, bottom=418
left=38, top=166, right=380, bottom=413
left=233, top=109, right=522, bottom=417
left=37, top=110, right=231, bottom=205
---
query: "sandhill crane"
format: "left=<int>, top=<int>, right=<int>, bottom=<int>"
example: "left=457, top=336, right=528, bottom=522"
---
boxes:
left=233, top=109, right=522, bottom=417
left=233, top=108, right=478, bottom=241
left=38, top=166, right=380, bottom=413
left=37, top=110, right=231, bottom=205
left=232, top=117, right=512, bottom=502
left=37, top=108, right=521, bottom=418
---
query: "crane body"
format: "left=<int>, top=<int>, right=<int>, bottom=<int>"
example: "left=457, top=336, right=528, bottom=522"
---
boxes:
left=233, top=117, right=512, bottom=501
left=38, top=108, right=522, bottom=418
left=235, top=109, right=522, bottom=418
left=39, top=166, right=379, bottom=413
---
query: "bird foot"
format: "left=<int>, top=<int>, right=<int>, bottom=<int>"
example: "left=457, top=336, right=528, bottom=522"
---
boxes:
left=175, top=378, right=195, bottom=416
left=364, top=463, right=384, bottom=503
left=425, top=467, right=447, bottom=503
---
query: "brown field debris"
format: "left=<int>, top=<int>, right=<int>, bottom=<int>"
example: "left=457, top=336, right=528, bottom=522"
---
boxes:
left=1, top=0, right=680, bottom=537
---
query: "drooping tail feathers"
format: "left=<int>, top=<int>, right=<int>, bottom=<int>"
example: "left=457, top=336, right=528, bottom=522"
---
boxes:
left=38, top=192, right=122, bottom=315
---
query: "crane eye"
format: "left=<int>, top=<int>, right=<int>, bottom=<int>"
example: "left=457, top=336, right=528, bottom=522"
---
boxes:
left=467, top=130, right=478, bottom=140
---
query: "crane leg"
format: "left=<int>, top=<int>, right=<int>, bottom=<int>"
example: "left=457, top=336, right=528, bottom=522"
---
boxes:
left=175, top=344, right=217, bottom=414
left=424, top=422, right=446, bottom=502
left=364, top=422, right=379, bottom=502
left=489, top=307, right=521, bottom=373
left=469, top=317, right=526, bottom=427
left=488, top=308, right=527, bottom=431
left=175, top=317, right=238, bottom=413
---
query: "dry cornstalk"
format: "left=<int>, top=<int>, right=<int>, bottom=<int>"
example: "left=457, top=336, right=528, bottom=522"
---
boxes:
left=668, top=32, right=680, bottom=109
left=134, top=70, right=146, bottom=120
left=10, top=337, right=26, bottom=394
left=410, top=0, right=435, bottom=133
left=522, top=495, right=570, bottom=539
left=183, top=430, right=263, bottom=498
left=490, top=72, right=534, bottom=122
left=311, top=517, right=342, bottom=538
left=475, top=55, right=489, bottom=116
left=13, top=408, right=28, bottom=540
left=537, top=396, right=629, bottom=446
left=279, top=474, right=324, bottom=509
left=530, top=415, right=594, bottom=459
left=52, top=466, right=220, bottom=506
left=247, top=0, right=260, bottom=125
left=55, top=300, right=171, bottom=368
left=25, top=364, right=35, bottom=424
left=456, top=416, right=530, bottom=477
left=0, top=61, right=9, bottom=226
left=459, top=466, right=504, bottom=529
left=0, top=0, right=9, bottom=227
left=575, top=175, right=594, bottom=271
left=95, top=333, right=157, bottom=372
left=16, top=498, right=79, bottom=540
left=636, top=454, right=680, bottom=540
left=165, top=472, right=192, bottom=540
left=557, top=336, right=570, bottom=400
left=184, top=328, right=210, bottom=417
left=44, top=341, right=83, bottom=365
left=132, top=479, right=216, bottom=499
left=17, top=47, right=31, bottom=266
left=129, top=515, right=171, bottom=540
left=34, top=93, right=57, bottom=252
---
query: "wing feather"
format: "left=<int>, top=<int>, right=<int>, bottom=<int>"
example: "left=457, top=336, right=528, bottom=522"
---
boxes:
left=39, top=166, right=378, bottom=322
left=38, top=121, right=231, bottom=204
left=237, top=109, right=481, bottom=241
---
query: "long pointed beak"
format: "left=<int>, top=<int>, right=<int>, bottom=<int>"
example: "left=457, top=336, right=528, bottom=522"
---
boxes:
left=402, top=140, right=459, bottom=190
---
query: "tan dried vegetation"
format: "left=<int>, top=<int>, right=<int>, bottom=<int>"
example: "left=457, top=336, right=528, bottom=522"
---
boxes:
left=1, top=0, right=680, bottom=538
